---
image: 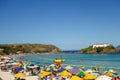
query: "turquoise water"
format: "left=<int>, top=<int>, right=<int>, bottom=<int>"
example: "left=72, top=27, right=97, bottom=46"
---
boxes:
left=17, top=53, right=120, bottom=74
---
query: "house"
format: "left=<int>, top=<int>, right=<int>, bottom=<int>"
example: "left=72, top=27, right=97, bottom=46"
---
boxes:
left=92, top=44, right=110, bottom=48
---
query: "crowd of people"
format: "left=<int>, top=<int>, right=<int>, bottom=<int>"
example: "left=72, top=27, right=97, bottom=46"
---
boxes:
left=0, top=55, right=120, bottom=80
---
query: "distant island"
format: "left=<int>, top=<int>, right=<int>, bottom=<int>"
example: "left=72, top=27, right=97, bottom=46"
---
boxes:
left=79, top=43, right=120, bottom=54
left=116, top=45, right=120, bottom=49
left=0, top=44, right=62, bottom=55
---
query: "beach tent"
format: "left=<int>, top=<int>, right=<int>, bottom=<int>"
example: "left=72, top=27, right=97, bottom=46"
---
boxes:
left=39, top=71, right=52, bottom=77
left=84, top=74, right=97, bottom=80
left=95, top=75, right=112, bottom=80
left=14, top=72, right=26, bottom=78
left=70, top=76, right=83, bottom=80
left=70, top=69, right=80, bottom=75
left=77, top=71, right=86, bottom=77
left=60, top=70, right=72, bottom=76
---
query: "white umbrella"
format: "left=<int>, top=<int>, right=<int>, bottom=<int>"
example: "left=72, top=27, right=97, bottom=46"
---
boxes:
left=0, top=61, right=5, bottom=64
left=95, top=75, right=112, bottom=80
left=49, top=64, right=55, bottom=67
left=65, top=65, right=73, bottom=70
left=85, top=69, right=93, bottom=73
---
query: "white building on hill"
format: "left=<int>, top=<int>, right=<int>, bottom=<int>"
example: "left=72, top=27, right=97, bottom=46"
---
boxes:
left=92, top=44, right=110, bottom=48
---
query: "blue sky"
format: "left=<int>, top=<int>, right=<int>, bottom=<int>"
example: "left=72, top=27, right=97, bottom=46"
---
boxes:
left=0, top=0, right=120, bottom=50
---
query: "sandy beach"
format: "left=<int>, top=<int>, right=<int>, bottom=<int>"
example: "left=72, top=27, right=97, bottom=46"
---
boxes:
left=0, top=70, right=14, bottom=80
left=0, top=70, right=38, bottom=80
left=0, top=54, right=120, bottom=80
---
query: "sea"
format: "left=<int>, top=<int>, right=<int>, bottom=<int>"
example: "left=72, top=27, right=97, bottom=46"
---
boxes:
left=16, top=53, right=120, bottom=75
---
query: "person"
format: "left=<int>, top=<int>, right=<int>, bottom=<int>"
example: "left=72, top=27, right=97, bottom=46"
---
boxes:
left=17, top=78, right=21, bottom=80
left=14, top=77, right=17, bottom=80
left=111, top=76, right=116, bottom=80
left=117, top=76, right=120, bottom=80
left=61, top=77, right=65, bottom=80
left=44, top=76, right=47, bottom=80
left=49, top=75, right=52, bottom=80
left=38, top=77, right=41, bottom=80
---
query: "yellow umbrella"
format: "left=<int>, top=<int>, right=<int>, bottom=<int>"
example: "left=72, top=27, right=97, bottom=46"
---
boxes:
left=84, top=74, right=97, bottom=80
left=60, top=70, right=72, bottom=76
left=39, top=71, right=52, bottom=77
left=14, top=72, right=26, bottom=78
left=40, top=69, right=44, bottom=73
left=70, top=76, right=83, bottom=80
left=46, top=67, right=50, bottom=71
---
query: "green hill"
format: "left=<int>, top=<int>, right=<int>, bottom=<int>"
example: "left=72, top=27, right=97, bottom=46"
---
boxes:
left=0, top=44, right=62, bottom=55
left=79, top=45, right=119, bottom=54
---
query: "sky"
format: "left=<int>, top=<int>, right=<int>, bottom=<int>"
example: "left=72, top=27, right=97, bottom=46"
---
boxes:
left=0, top=0, right=120, bottom=50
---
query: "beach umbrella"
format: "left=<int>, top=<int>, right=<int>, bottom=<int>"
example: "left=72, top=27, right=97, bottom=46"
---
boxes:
left=77, top=71, right=86, bottom=77
left=6, top=62, right=13, bottom=65
left=95, top=75, right=112, bottom=80
left=3, top=57, right=11, bottom=60
left=0, top=61, right=5, bottom=64
left=49, top=64, right=55, bottom=67
left=7, top=62, right=18, bottom=66
left=109, top=69, right=117, bottom=73
left=12, top=65, right=20, bottom=69
left=0, top=56, right=2, bottom=60
left=55, top=67, right=65, bottom=73
left=90, top=72, right=100, bottom=76
left=27, top=64, right=38, bottom=68
left=14, top=67, right=24, bottom=73
left=40, top=70, right=44, bottom=73
left=26, top=63, right=31, bottom=67
left=110, top=73, right=116, bottom=77
left=12, top=62, right=19, bottom=65
left=14, top=72, right=26, bottom=78
left=46, top=67, right=50, bottom=71
left=70, top=69, right=80, bottom=75
left=70, top=76, right=83, bottom=80
left=60, top=70, right=72, bottom=76
left=30, top=64, right=34, bottom=66
left=39, top=71, right=52, bottom=77
left=65, top=65, right=73, bottom=70
left=46, top=67, right=54, bottom=72
left=84, top=74, right=97, bottom=80
left=105, top=71, right=117, bottom=77
left=85, top=69, right=93, bottom=73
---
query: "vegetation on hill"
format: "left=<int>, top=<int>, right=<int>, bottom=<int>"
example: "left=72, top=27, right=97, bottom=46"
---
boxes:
left=79, top=45, right=120, bottom=54
left=0, top=44, right=62, bottom=55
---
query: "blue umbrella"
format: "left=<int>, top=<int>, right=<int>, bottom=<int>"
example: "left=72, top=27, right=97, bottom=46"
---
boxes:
left=14, top=67, right=24, bottom=73
left=55, top=67, right=65, bottom=73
